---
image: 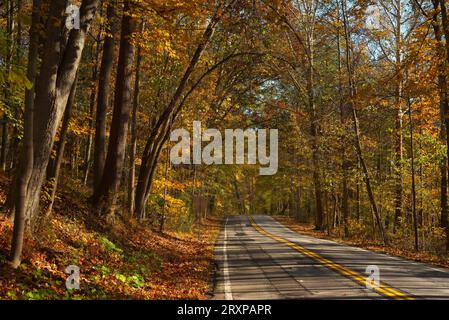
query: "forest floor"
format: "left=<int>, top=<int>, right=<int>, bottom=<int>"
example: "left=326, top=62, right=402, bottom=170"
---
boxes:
left=274, top=216, right=449, bottom=269
left=0, top=174, right=221, bottom=300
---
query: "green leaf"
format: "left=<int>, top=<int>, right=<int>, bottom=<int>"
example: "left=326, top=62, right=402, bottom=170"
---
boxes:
left=8, top=69, right=32, bottom=90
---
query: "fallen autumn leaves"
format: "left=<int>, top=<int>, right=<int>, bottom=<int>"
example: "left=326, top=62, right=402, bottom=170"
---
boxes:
left=0, top=175, right=220, bottom=300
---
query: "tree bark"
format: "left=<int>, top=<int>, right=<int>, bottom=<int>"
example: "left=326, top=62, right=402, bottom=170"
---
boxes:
left=82, top=40, right=100, bottom=186
left=9, top=0, right=41, bottom=268
left=336, top=4, right=349, bottom=237
left=128, top=23, right=143, bottom=216
left=1, top=120, right=9, bottom=172
left=433, top=0, right=449, bottom=250
left=92, top=0, right=137, bottom=215
left=45, top=75, right=78, bottom=217
left=393, top=0, right=403, bottom=233
left=307, top=34, right=324, bottom=231
left=407, top=99, right=419, bottom=251
left=93, top=2, right=116, bottom=190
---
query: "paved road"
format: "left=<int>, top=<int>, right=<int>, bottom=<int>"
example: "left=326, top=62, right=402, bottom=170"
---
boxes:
left=213, top=215, right=449, bottom=300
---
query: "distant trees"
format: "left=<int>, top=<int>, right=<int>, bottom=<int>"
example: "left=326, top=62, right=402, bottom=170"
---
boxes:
left=431, top=0, right=449, bottom=250
left=269, top=0, right=325, bottom=230
left=248, top=0, right=449, bottom=250
left=339, top=0, right=387, bottom=245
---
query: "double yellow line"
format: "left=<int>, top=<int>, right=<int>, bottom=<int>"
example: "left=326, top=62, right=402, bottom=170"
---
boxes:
left=247, top=216, right=414, bottom=300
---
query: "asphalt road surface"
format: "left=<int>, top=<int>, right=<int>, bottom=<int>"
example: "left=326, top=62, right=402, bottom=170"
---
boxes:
left=213, top=215, right=449, bottom=300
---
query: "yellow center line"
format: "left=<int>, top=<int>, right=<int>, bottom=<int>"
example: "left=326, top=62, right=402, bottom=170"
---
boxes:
left=247, top=215, right=414, bottom=300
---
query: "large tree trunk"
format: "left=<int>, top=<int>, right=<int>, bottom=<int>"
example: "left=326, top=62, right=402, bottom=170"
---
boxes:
left=25, top=0, right=100, bottom=222
left=9, top=0, right=41, bottom=268
left=93, top=2, right=116, bottom=190
left=91, top=0, right=137, bottom=215
left=10, top=0, right=100, bottom=268
left=45, top=75, right=78, bottom=217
